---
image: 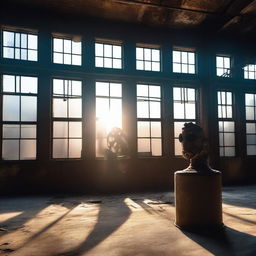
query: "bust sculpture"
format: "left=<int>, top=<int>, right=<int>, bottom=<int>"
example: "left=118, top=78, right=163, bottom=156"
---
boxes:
left=178, top=122, right=211, bottom=172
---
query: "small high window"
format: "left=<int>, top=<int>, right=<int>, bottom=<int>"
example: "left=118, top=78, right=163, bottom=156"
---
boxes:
left=137, top=84, right=162, bottom=156
left=172, top=49, right=196, bottom=74
left=2, top=30, right=38, bottom=61
left=53, top=36, right=82, bottom=65
left=136, top=45, right=160, bottom=71
left=2, top=75, right=38, bottom=160
left=216, top=55, right=231, bottom=77
left=217, top=91, right=235, bottom=157
left=95, top=41, right=122, bottom=69
left=244, top=65, right=256, bottom=80
left=52, top=79, right=82, bottom=158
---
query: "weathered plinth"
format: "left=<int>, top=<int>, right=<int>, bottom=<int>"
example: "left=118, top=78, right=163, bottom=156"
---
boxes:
left=174, top=169, right=223, bottom=231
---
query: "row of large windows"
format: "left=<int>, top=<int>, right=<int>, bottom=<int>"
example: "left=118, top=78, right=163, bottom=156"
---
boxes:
left=1, top=74, right=256, bottom=160
left=2, top=29, right=256, bottom=78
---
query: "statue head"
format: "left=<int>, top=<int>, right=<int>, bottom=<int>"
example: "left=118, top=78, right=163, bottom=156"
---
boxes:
left=178, top=122, right=207, bottom=162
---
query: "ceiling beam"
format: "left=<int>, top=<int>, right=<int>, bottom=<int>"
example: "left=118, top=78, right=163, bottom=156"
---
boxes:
left=112, top=0, right=219, bottom=15
left=217, top=0, right=256, bottom=33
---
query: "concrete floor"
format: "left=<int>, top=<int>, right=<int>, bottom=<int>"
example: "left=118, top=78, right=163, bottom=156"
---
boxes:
left=0, top=185, right=255, bottom=256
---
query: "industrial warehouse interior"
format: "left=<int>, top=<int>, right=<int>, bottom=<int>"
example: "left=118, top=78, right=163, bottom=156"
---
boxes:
left=0, top=0, right=256, bottom=255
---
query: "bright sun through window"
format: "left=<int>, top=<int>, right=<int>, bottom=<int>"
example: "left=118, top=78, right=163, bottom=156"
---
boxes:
left=96, top=81, right=122, bottom=157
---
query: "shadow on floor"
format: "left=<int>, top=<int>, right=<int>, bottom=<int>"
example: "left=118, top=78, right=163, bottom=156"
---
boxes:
left=181, top=226, right=256, bottom=256
left=222, top=185, right=256, bottom=210
left=53, top=197, right=131, bottom=256
left=0, top=197, right=49, bottom=235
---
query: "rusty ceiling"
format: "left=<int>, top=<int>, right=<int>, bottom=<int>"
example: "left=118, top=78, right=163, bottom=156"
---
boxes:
left=2, top=0, right=256, bottom=38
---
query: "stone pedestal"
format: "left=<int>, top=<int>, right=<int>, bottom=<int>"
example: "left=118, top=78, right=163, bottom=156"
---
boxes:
left=174, top=169, right=223, bottom=230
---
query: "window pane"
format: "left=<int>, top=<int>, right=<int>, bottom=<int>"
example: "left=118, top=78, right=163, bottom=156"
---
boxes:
left=28, top=34, right=37, bottom=49
left=96, top=98, right=109, bottom=118
left=246, top=94, right=254, bottom=106
left=152, top=49, right=160, bottom=61
left=246, top=123, right=256, bottom=134
left=21, top=125, right=36, bottom=138
left=20, top=76, right=38, bottom=93
left=186, top=103, right=196, bottom=119
left=188, top=52, right=195, bottom=64
left=181, top=52, right=188, bottom=63
left=136, top=60, right=143, bottom=70
left=174, top=103, right=184, bottom=119
left=95, top=43, right=103, bottom=56
left=96, top=82, right=109, bottom=96
left=21, top=96, right=37, bottom=121
left=3, top=31, right=14, bottom=47
left=149, top=86, right=160, bottom=98
left=69, top=98, right=82, bottom=118
left=3, top=95, right=20, bottom=121
left=137, top=84, right=148, bottom=97
left=152, top=139, right=162, bottom=156
left=173, top=63, right=181, bottom=73
left=53, top=139, right=68, bottom=158
left=152, top=62, right=160, bottom=71
left=69, top=139, right=82, bottom=158
left=53, top=121, right=68, bottom=138
left=3, top=47, right=14, bottom=58
left=137, top=101, right=149, bottom=118
left=144, top=48, right=151, bottom=61
left=53, top=98, right=67, bottom=117
left=113, top=45, right=121, bottom=58
left=175, top=139, right=182, bottom=155
left=246, top=107, right=254, bottom=120
left=174, top=122, right=184, bottom=137
left=138, top=138, right=150, bottom=152
left=53, top=79, right=64, bottom=95
left=247, top=145, right=256, bottom=155
left=72, top=41, right=81, bottom=54
left=2, top=140, right=19, bottom=160
left=20, top=140, right=36, bottom=160
left=71, top=81, right=82, bottom=96
left=150, top=101, right=161, bottom=118
left=104, top=44, right=112, bottom=57
left=225, top=147, right=235, bottom=157
left=72, top=55, right=81, bottom=65
left=137, top=121, right=150, bottom=137
left=69, top=122, right=82, bottom=138
left=64, top=54, right=72, bottom=64
left=151, top=122, right=161, bottom=137
left=104, top=58, right=112, bottom=68
left=53, top=52, right=63, bottom=63
left=136, top=47, right=143, bottom=59
left=224, top=133, right=235, bottom=146
left=113, top=59, right=122, bottom=69
left=173, top=51, right=180, bottom=62
left=3, top=75, right=15, bottom=92
left=64, top=39, right=71, bottom=53
left=3, top=125, right=20, bottom=138
left=21, top=34, right=27, bottom=48
left=110, top=83, right=122, bottom=97
left=95, top=57, right=104, bottom=67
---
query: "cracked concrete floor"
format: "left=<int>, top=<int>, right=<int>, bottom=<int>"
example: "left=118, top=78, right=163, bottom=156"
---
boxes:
left=0, top=185, right=255, bottom=256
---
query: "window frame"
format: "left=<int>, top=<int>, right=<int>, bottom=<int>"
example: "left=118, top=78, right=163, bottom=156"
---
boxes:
left=136, top=83, right=162, bottom=157
left=172, top=48, right=196, bottom=74
left=172, top=86, right=198, bottom=156
left=2, top=29, right=38, bottom=62
left=136, top=44, right=161, bottom=72
left=1, top=74, right=38, bottom=161
left=217, top=90, right=236, bottom=157
left=51, top=78, right=83, bottom=160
